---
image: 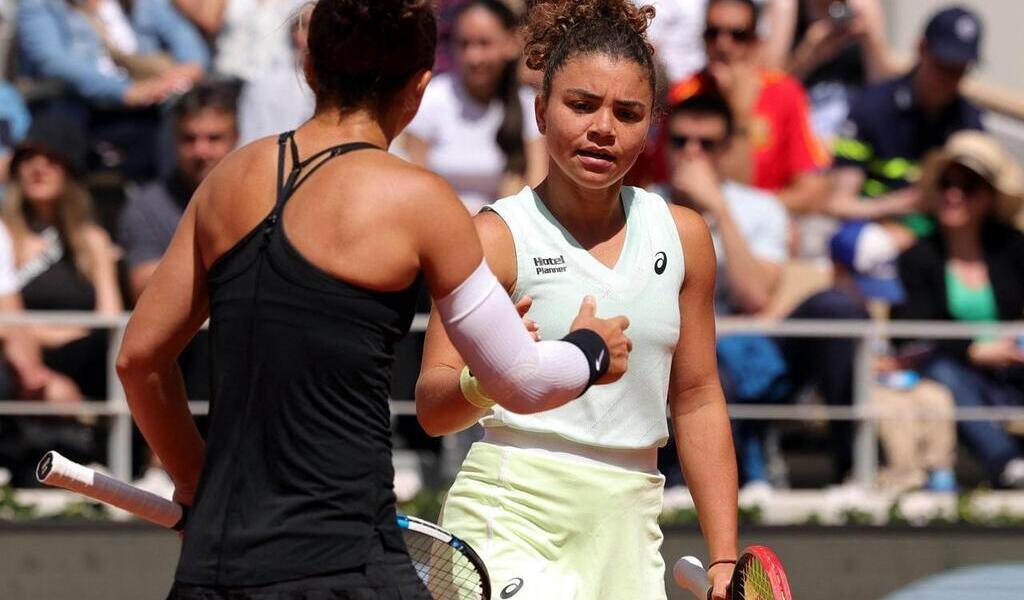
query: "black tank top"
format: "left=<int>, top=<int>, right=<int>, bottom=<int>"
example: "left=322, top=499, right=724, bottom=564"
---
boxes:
left=175, top=133, right=421, bottom=587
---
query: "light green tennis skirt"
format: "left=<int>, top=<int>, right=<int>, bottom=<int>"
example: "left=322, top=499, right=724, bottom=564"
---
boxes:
left=440, top=441, right=667, bottom=600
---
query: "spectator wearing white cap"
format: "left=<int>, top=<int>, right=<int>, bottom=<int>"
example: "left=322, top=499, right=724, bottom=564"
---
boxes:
left=733, top=219, right=923, bottom=490
left=829, top=220, right=957, bottom=493
left=893, top=130, right=1024, bottom=489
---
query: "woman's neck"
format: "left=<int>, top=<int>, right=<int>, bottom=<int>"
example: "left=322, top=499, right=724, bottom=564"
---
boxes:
left=461, top=76, right=499, bottom=106
left=27, top=203, right=56, bottom=230
left=941, top=223, right=984, bottom=261
left=536, top=164, right=626, bottom=247
left=307, top=106, right=391, bottom=149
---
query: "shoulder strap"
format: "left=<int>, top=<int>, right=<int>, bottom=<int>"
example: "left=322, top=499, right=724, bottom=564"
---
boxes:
left=272, top=131, right=379, bottom=216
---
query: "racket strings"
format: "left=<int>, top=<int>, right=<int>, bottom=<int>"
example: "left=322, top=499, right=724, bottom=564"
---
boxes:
left=403, top=532, right=485, bottom=600
left=735, top=557, right=776, bottom=600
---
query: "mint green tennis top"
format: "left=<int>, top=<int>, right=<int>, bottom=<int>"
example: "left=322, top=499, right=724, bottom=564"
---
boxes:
left=479, top=186, right=684, bottom=449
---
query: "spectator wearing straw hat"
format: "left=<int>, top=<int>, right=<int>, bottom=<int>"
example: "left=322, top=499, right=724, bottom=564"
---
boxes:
left=893, top=130, right=1024, bottom=489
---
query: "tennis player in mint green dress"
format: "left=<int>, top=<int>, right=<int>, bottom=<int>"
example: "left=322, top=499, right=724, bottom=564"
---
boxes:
left=416, top=1, right=739, bottom=598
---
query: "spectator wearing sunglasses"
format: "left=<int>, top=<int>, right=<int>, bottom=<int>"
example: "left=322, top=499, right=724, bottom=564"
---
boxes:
left=893, top=131, right=1024, bottom=489
left=828, top=7, right=985, bottom=248
left=654, top=92, right=789, bottom=490
left=661, top=92, right=789, bottom=317
left=664, top=0, right=831, bottom=216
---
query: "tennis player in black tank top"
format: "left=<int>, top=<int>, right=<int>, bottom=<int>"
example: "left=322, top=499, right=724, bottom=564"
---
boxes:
left=116, top=2, right=632, bottom=598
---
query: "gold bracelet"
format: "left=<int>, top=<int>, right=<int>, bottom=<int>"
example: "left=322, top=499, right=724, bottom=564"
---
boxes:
left=459, top=366, right=496, bottom=409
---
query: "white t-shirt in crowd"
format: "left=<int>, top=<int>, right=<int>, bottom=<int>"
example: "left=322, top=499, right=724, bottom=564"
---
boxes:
left=214, top=0, right=307, bottom=82
left=0, top=221, right=20, bottom=295
left=712, top=181, right=789, bottom=314
left=652, top=180, right=789, bottom=315
left=237, top=63, right=314, bottom=146
left=405, top=73, right=542, bottom=215
left=640, top=0, right=708, bottom=83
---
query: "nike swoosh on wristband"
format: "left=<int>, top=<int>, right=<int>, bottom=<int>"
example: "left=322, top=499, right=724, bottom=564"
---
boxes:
left=596, top=349, right=605, bottom=372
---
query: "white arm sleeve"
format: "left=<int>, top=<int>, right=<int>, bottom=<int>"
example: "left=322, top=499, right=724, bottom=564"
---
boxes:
left=436, top=261, right=592, bottom=414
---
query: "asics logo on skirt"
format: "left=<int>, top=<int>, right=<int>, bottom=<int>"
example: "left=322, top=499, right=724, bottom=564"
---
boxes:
left=500, top=577, right=525, bottom=598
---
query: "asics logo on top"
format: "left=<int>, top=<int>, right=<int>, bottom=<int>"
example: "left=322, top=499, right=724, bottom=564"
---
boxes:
left=654, top=251, right=667, bottom=274
left=534, top=255, right=567, bottom=275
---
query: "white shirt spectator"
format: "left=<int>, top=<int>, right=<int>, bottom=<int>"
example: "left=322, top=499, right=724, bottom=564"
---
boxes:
left=405, top=73, right=542, bottom=215
left=712, top=181, right=789, bottom=313
left=0, top=220, right=20, bottom=295
left=237, top=64, right=314, bottom=146
left=213, top=0, right=306, bottom=82
left=96, top=0, right=138, bottom=55
left=640, top=0, right=708, bottom=83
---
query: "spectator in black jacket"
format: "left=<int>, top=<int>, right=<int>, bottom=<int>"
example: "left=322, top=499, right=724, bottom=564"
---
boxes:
left=894, top=131, right=1024, bottom=488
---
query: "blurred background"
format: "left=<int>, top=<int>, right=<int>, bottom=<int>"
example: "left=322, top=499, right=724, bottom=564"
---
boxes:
left=0, top=1, right=1022, bottom=598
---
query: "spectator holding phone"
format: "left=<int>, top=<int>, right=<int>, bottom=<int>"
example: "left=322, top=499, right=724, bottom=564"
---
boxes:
left=762, top=0, right=899, bottom=142
left=894, top=131, right=1024, bottom=489
left=827, top=7, right=985, bottom=246
left=667, top=0, right=831, bottom=215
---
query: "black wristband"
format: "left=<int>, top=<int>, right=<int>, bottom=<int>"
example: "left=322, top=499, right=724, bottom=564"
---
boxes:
left=561, top=328, right=610, bottom=392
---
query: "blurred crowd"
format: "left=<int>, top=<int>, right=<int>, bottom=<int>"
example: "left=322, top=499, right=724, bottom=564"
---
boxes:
left=0, top=0, right=1022, bottom=499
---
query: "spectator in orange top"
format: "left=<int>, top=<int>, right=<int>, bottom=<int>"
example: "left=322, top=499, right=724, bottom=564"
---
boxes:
left=667, top=0, right=831, bottom=214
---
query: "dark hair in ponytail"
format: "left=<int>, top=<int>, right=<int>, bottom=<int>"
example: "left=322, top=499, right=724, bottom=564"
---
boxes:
left=525, top=0, right=657, bottom=102
left=454, top=0, right=526, bottom=176
left=307, top=0, right=437, bottom=114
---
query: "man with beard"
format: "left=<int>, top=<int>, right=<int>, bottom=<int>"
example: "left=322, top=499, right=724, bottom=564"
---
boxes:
left=119, top=81, right=239, bottom=300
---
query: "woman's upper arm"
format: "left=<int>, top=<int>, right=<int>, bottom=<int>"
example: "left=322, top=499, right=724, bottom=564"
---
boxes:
left=667, top=205, right=722, bottom=407
left=414, top=173, right=485, bottom=300
left=119, top=194, right=209, bottom=367
left=419, top=208, right=518, bottom=371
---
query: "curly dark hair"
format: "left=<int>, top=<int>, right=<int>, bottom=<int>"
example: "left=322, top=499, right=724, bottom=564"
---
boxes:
left=524, top=0, right=657, bottom=100
left=306, top=0, right=437, bottom=113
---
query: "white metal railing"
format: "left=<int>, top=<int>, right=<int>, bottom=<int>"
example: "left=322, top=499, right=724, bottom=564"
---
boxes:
left=0, top=312, right=1022, bottom=486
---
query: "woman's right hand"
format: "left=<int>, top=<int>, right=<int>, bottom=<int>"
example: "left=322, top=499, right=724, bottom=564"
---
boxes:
left=569, top=295, right=631, bottom=384
left=968, top=339, right=1024, bottom=370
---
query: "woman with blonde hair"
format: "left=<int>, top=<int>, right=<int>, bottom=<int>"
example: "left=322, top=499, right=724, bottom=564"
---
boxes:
left=894, top=130, right=1024, bottom=489
left=4, top=115, right=122, bottom=399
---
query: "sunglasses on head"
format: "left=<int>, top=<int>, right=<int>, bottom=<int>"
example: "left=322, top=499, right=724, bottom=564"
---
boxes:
left=938, top=168, right=991, bottom=196
left=703, top=25, right=756, bottom=43
left=669, top=134, right=725, bottom=152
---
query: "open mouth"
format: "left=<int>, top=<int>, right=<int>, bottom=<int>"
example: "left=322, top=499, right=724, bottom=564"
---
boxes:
left=576, top=148, right=616, bottom=163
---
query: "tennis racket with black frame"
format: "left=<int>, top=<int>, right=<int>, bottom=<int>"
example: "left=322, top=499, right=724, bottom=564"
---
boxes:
left=674, top=545, right=793, bottom=600
left=35, top=450, right=490, bottom=600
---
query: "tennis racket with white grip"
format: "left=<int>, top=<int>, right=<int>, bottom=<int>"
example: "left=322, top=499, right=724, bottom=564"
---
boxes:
left=36, top=451, right=490, bottom=600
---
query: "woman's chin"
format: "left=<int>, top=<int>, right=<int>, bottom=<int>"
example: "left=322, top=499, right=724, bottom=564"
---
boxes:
left=565, top=165, right=624, bottom=191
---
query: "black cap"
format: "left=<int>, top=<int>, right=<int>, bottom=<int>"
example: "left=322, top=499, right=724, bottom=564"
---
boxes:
left=924, top=6, right=982, bottom=65
left=9, top=114, right=88, bottom=178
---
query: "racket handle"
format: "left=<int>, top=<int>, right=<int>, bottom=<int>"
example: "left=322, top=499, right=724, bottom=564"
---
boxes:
left=673, top=555, right=713, bottom=600
left=36, top=451, right=186, bottom=530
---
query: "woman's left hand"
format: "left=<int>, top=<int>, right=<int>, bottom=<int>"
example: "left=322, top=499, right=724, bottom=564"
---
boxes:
left=968, top=339, right=1024, bottom=369
left=707, top=562, right=735, bottom=600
